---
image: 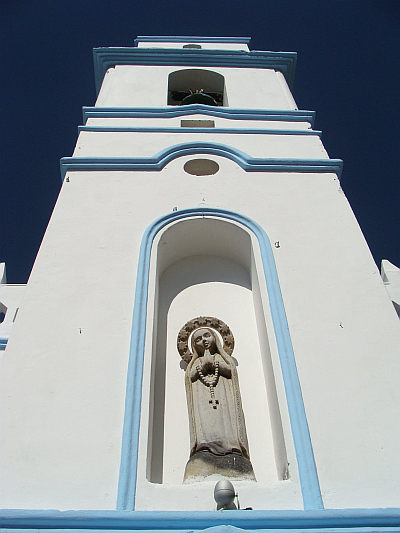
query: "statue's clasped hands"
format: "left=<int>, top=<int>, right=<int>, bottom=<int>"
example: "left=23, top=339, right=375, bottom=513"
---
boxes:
left=199, top=349, right=216, bottom=374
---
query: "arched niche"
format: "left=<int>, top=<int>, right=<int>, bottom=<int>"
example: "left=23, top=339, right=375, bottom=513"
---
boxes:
left=167, top=68, right=226, bottom=106
left=119, top=208, right=323, bottom=511
left=145, top=217, right=288, bottom=485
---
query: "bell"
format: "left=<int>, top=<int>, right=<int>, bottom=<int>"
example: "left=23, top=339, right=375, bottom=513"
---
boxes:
left=180, top=92, right=218, bottom=106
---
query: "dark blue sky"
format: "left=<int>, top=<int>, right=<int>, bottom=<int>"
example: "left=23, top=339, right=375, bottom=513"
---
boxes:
left=1, top=1, right=399, bottom=283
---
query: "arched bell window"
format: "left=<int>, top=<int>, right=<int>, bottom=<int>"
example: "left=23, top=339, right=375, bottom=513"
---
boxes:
left=167, top=69, right=225, bottom=106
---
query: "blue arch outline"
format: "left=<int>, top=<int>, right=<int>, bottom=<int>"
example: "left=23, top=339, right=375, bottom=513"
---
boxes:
left=60, top=142, right=342, bottom=181
left=117, top=207, right=323, bottom=512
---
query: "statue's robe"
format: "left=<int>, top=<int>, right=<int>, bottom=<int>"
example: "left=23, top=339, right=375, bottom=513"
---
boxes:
left=184, top=348, right=255, bottom=481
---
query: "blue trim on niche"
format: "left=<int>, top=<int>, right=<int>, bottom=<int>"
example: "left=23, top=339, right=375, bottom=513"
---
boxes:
left=92, top=48, right=297, bottom=95
left=60, top=142, right=343, bottom=181
left=134, top=36, right=252, bottom=45
left=82, top=106, right=316, bottom=126
left=78, top=126, right=322, bottom=137
left=1, top=508, right=400, bottom=532
left=0, top=337, right=8, bottom=350
left=117, top=208, right=323, bottom=512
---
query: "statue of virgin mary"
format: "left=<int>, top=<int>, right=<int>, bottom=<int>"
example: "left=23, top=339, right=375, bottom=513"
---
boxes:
left=178, top=318, right=255, bottom=482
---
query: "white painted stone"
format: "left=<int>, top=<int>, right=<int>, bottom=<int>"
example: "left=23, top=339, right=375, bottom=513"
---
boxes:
left=95, top=66, right=294, bottom=109
left=85, top=117, right=312, bottom=131
left=136, top=41, right=249, bottom=52
left=0, top=264, right=26, bottom=360
left=381, top=259, right=400, bottom=316
left=73, top=130, right=328, bottom=159
left=1, top=39, right=399, bottom=514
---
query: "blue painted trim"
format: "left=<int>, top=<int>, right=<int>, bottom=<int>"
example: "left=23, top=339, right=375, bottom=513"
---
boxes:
left=82, top=106, right=316, bottom=126
left=92, top=48, right=297, bottom=95
left=78, top=126, right=321, bottom=137
left=0, top=337, right=8, bottom=350
left=117, top=208, right=323, bottom=511
left=1, top=508, right=400, bottom=531
left=60, top=142, right=342, bottom=181
left=134, top=36, right=252, bottom=45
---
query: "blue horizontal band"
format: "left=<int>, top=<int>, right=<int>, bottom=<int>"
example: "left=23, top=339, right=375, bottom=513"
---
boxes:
left=92, top=48, right=297, bottom=95
left=60, top=142, right=342, bottom=181
left=117, top=208, right=323, bottom=511
left=78, top=125, right=321, bottom=136
left=134, top=36, right=252, bottom=45
left=0, top=337, right=8, bottom=350
left=1, top=508, right=400, bottom=531
left=82, top=106, right=316, bottom=126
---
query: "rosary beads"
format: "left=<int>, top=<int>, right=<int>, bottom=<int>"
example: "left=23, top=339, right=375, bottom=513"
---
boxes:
left=197, top=360, right=219, bottom=409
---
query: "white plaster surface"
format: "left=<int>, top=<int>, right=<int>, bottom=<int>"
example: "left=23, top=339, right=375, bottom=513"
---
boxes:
left=2, top=155, right=400, bottom=510
left=96, top=66, right=294, bottom=109
left=0, top=285, right=26, bottom=339
left=136, top=42, right=249, bottom=52
left=85, top=117, right=313, bottom=131
left=0, top=264, right=26, bottom=360
left=0, top=263, right=6, bottom=284
left=73, top=130, right=328, bottom=159
left=1, top=47, right=400, bottom=513
left=381, top=259, right=400, bottom=316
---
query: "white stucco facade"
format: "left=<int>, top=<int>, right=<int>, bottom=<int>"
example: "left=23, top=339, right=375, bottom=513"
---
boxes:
left=1, top=37, right=399, bottom=520
left=95, top=65, right=296, bottom=110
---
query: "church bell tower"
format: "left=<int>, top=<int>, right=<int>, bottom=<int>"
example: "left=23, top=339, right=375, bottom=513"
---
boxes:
left=1, top=36, right=400, bottom=531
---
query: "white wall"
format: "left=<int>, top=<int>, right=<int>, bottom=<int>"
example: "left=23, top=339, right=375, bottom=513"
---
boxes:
left=73, top=130, right=328, bottom=159
left=0, top=263, right=26, bottom=360
left=136, top=42, right=249, bottom=51
left=85, top=116, right=312, bottom=130
left=1, top=46, right=399, bottom=513
left=1, top=154, right=400, bottom=510
left=95, top=66, right=295, bottom=110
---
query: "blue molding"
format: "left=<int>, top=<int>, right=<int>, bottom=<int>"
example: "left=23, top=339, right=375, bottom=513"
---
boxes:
left=0, top=337, right=8, bottom=350
left=60, top=142, right=342, bottom=181
left=78, top=125, right=321, bottom=136
left=1, top=508, right=400, bottom=532
left=134, top=36, right=252, bottom=46
left=92, top=48, right=297, bottom=95
left=82, top=106, right=316, bottom=126
left=117, top=208, right=323, bottom=512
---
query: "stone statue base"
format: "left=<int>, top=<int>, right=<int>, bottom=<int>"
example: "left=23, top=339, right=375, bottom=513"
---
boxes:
left=183, top=450, right=256, bottom=482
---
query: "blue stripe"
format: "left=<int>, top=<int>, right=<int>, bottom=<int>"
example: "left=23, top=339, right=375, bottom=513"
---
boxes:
left=92, top=48, right=296, bottom=94
left=78, top=126, right=321, bottom=136
left=1, top=508, right=400, bottom=531
left=82, top=106, right=316, bottom=125
left=0, top=337, right=8, bottom=350
left=117, top=208, right=323, bottom=511
left=60, top=142, right=342, bottom=181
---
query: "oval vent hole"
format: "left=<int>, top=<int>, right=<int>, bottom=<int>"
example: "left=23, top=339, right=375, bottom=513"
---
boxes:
left=184, top=159, right=219, bottom=176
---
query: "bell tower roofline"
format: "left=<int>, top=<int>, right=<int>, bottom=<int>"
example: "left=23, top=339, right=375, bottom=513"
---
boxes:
left=134, top=36, right=252, bottom=46
left=92, top=43, right=297, bottom=95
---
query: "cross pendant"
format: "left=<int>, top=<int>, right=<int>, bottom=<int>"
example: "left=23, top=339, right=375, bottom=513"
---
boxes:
left=209, top=398, right=219, bottom=409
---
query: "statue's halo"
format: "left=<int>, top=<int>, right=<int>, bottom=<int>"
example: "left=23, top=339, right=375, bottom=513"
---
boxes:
left=177, top=316, right=235, bottom=363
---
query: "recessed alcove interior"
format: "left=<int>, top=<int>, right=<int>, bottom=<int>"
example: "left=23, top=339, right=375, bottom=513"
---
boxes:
left=167, top=69, right=227, bottom=106
left=143, top=217, right=289, bottom=488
